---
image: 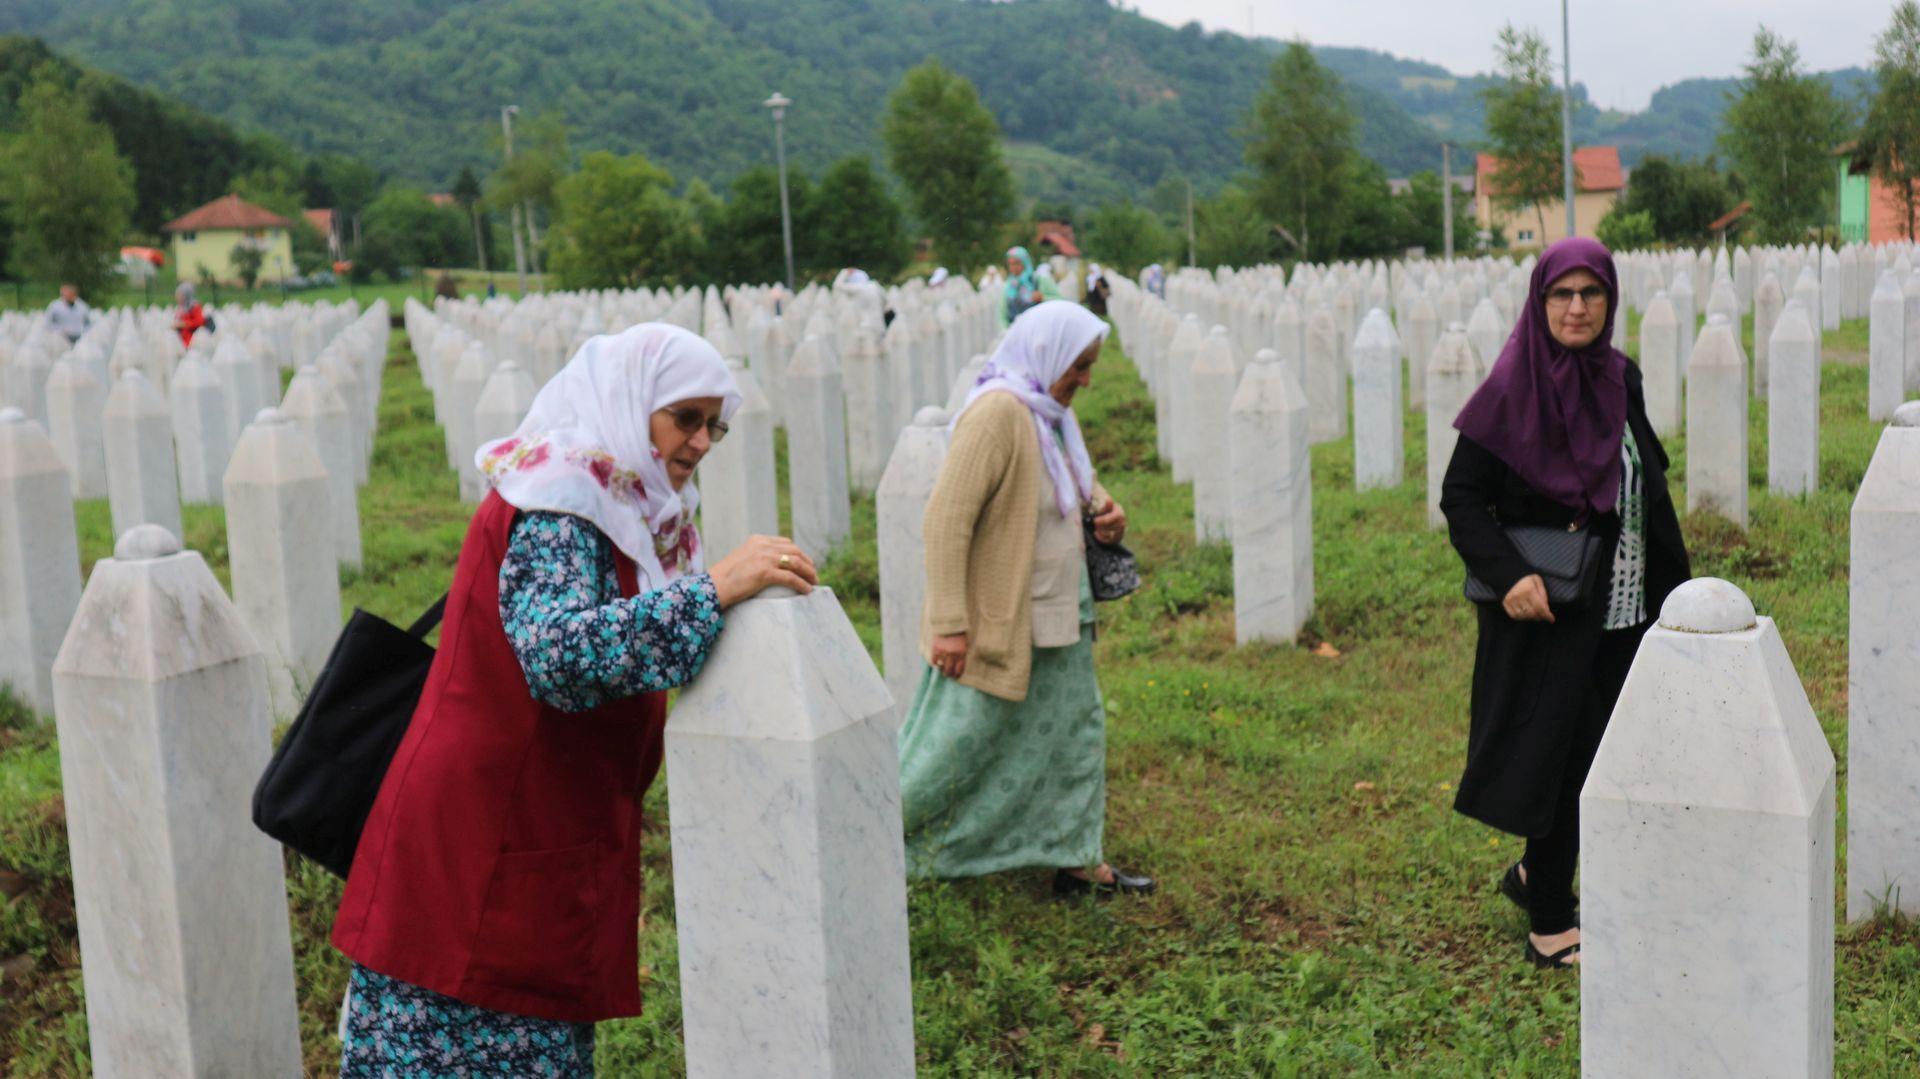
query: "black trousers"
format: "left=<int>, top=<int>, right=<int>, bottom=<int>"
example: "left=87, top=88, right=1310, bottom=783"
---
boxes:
left=1521, top=621, right=1647, bottom=935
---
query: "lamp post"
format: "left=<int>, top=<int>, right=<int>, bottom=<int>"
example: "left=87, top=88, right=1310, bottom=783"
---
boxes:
left=763, top=92, right=797, bottom=292
left=1441, top=142, right=1455, bottom=263
left=1183, top=176, right=1196, bottom=267
left=1560, top=0, right=1577, bottom=239
left=501, top=104, right=528, bottom=296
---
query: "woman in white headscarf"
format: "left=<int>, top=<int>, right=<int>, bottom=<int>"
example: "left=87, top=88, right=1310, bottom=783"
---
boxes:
left=333, top=323, right=817, bottom=1076
left=897, top=300, right=1153, bottom=897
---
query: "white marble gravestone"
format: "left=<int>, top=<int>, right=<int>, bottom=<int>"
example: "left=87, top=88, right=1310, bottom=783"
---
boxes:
left=843, top=325, right=892, bottom=494
left=1425, top=324, right=1479, bottom=529
left=168, top=355, right=229, bottom=505
left=1405, top=293, right=1438, bottom=409
left=1581, top=577, right=1835, bottom=1079
left=224, top=407, right=339, bottom=715
left=785, top=335, right=852, bottom=562
left=51, top=525, right=303, bottom=1077
left=1669, top=269, right=1698, bottom=376
left=699, top=362, right=777, bottom=561
left=1464, top=298, right=1505, bottom=376
left=44, top=357, right=107, bottom=499
left=102, top=370, right=182, bottom=542
left=875, top=407, right=949, bottom=718
left=1166, top=315, right=1206, bottom=478
left=1230, top=348, right=1313, bottom=644
left=1685, top=315, right=1749, bottom=528
left=667, top=585, right=914, bottom=1079
left=1904, top=274, right=1920, bottom=398
left=1303, top=304, right=1346, bottom=445
left=0, top=408, right=81, bottom=717
left=214, top=337, right=267, bottom=447
left=445, top=343, right=491, bottom=496
left=1191, top=326, right=1240, bottom=541
left=1753, top=272, right=1785, bottom=400
left=1638, top=291, right=1682, bottom=438
left=1847, top=401, right=1920, bottom=921
left=1767, top=303, right=1820, bottom=497
left=1870, top=273, right=1907, bottom=422
left=282, top=365, right=364, bottom=569
left=470, top=360, right=538, bottom=505
left=1351, top=307, right=1403, bottom=490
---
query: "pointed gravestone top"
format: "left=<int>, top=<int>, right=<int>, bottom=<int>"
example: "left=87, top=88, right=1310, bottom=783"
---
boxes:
left=115, top=523, right=183, bottom=561
left=253, top=406, right=290, bottom=427
left=913, top=406, right=948, bottom=426
left=1894, top=401, right=1920, bottom=428
left=1657, top=577, right=1758, bottom=634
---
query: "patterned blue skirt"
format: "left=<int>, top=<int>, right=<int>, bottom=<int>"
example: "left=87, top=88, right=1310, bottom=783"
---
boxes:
left=340, top=964, right=596, bottom=1077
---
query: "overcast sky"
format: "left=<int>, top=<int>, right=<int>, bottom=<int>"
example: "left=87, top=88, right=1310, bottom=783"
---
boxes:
left=1123, top=0, right=1891, bottom=111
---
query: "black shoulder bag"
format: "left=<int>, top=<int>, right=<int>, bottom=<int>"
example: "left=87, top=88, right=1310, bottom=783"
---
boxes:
left=1462, top=520, right=1605, bottom=611
left=1083, top=518, right=1142, bottom=602
left=251, top=594, right=447, bottom=877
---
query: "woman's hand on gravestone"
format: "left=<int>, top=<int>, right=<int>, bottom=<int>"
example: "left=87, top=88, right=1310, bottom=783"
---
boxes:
left=930, top=634, right=969, bottom=679
left=1090, top=497, right=1127, bottom=544
left=1502, top=573, right=1555, bottom=623
left=709, top=535, right=817, bottom=609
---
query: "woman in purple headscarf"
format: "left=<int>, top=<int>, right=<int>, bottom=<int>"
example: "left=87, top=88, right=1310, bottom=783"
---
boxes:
left=1439, top=238, right=1691, bottom=970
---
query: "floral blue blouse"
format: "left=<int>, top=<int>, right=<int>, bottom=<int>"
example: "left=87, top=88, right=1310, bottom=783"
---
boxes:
left=498, top=510, right=724, bottom=710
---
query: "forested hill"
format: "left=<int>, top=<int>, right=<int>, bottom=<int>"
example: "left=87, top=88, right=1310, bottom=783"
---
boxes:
left=0, top=0, right=1874, bottom=206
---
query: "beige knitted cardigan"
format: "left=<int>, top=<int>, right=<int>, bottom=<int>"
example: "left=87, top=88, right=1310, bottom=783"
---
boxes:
left=920, top=392, right=1107, bottom=701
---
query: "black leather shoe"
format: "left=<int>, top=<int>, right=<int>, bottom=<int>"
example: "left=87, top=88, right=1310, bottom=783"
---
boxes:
left=1500, top=862, right=1530, bottom=911
left=1526, top=937, right=1580, bottom=969
left=1053, top=867, right=1156, bottom=898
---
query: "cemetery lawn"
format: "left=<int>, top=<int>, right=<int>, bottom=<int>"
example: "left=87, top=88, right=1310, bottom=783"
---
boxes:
left=4, top=321, right=1919, bottom=1075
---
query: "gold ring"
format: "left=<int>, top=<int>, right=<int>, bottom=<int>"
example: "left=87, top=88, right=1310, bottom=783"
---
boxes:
left=778, top=554, right=791, bottom=569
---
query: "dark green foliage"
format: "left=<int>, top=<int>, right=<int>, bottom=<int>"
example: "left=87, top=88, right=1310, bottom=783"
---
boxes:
left=546, top=151, right=692, bottom=289
left=1192, top=186, right=1274, bottom=270
left=229, top=240, right=264, bottom=289
left=883, top=59, right=1015, bottom=274
left=1720, top=27, right=1851, bottom=242
left=356, top=186, right=467, bottom=282
left=1083, top=201, right=1171, bottom=277
left=1595, top=207, right=1658, bottom=251
left=1244, top=43, right=1356, bottom=262
left=0, top=63, right=132, bottom=296
left=1605, top=154, right=1738, bottom=245
left=710, top=163, right=807, bottom=287
left=808, top=155, right=909, bottom=282
left=1395, top=170, right=1478, bottom=256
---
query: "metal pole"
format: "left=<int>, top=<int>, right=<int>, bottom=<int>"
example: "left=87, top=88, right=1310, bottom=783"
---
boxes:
left=1561, top=0, right=1577, bottom=239
left=502, top=105, right=528, bottom=296
left=765, top=93, right=797, bottom=291
left=1184, top=177, right=1196, bottom=267
left=1442, top=142, right=1455, bottom=263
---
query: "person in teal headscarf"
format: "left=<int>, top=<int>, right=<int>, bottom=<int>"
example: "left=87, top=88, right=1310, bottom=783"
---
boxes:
left=998, top=245, right=1063, bottom=327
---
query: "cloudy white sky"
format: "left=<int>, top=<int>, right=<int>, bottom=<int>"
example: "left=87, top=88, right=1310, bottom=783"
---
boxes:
left=1124, top=0, right=1892, bottom=111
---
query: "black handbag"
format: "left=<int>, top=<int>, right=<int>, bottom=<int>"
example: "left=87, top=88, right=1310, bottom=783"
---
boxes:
left=1083, top=518, right=1142, bottom=602
left=1463, top=521, right=1606, bottom=611
left=251, top=594, right=447, bottom=877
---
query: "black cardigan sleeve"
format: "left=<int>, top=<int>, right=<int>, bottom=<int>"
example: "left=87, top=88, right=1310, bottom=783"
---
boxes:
left=1440, top=434, right=1535, bottom=599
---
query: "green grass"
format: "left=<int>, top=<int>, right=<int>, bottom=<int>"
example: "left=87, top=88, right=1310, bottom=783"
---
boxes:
left=2, top=317, right=1916, bottom=1075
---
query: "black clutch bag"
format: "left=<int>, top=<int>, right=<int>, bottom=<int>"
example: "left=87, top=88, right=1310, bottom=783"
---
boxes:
left=1083, top=518, right=1142, bottom=602
left=251, top=594, right=446, bottom=877
left=1463, top=522, right=1605, bottom=611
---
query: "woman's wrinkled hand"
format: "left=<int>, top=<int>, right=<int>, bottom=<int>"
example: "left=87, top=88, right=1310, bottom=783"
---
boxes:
left=1090, top=497, right=1127, bottom=544
left=930, top=633, right=969, bottom=680
left=708, top=535, right=818, bottom=609
left=1502, top=573, right=1555, bottom=623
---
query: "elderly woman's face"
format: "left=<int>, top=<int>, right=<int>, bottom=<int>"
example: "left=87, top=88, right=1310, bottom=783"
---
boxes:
left=1544, top=268, right=1608, bottom=350
left=1006, top=254, right=1024, bottom=277
left=1049, top=340, right=1102, bottom=406
left=650, top=395, right=726, bottom=490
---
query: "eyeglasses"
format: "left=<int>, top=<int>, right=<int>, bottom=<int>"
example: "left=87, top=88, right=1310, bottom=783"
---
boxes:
left=662, top=406, right=729, bottom=443
left=1544, top=285, right=1608, bottom=309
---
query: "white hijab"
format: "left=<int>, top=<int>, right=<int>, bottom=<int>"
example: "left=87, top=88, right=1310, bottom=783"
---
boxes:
left=951, top=300, right=1109, bottom=518
left=475, top=323, right=741, bottom=589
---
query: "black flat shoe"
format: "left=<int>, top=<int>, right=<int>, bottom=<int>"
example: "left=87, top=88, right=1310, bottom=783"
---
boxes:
left=1500, top=862, right=1530, bottom=911
left=1526, top=937, right=1580, bottom=969
left=1053, top=867, right=1156, bottom=898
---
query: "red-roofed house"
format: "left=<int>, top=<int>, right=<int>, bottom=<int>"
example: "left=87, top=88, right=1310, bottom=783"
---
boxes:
left=162, top=194, right=296, bottom=285
left=1034, top=219, right=1081, bottom=258
left=1474, top=145, right=1625, bottom=250
left=304, top=208, right=345, bottom=261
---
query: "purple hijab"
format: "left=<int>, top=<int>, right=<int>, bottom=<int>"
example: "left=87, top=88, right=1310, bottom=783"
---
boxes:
left=1453, top=237, right=1629, bottom=515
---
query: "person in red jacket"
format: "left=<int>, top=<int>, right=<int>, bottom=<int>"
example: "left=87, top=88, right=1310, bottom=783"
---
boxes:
left=331, top=323, right=817, bottom=1074
left=172, top=282, right=209, bottom=346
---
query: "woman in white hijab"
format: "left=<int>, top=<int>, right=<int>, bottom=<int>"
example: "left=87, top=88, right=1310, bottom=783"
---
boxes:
left=334, top=323, right=818, bottom=1076
left=897, top=301, right=1153, bottom=897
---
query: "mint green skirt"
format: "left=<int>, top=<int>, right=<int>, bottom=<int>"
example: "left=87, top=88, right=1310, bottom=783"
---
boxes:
left=898, top=582, right=1105, bottom=880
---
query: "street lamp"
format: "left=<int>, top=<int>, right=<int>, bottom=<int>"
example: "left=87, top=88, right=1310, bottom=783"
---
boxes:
left=1560, top=0, right=1577, bottom=239
left=501, top=104, right=528, bottom=296
left=763, top=92, right=797, bottom=292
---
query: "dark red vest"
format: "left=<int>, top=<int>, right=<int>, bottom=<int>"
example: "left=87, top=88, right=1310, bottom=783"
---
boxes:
left=332, top=493, right=666, bottom=1022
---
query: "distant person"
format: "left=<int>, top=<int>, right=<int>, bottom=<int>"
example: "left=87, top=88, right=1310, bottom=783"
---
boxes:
left=435, top=273, right=460, bottom=300
left=44, top=283, right=92, bottom=344
left=172, top=283, right=210, bottom=347
left=486, top=280, right=498, bottom=299
left=927, top=267, right=950, bottom=289
left=1142, top=263, right=1166, bottom=299
left=899, top=301, right=1152, bottom=898
left=332, top=324, right=817, bottom=1074
left=1440, top=238, right=1690, bottom=971
left=997, top=245, right=1061, bottom=328
left=1083, top=262, right=1111, bottom=317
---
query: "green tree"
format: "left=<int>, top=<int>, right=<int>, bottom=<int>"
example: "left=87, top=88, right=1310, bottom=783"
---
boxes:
left=1334, top=160, right=1412, bottom=258
left=1595, top=207, right=1658, bottom=251
left=1863, top=1, right=1920, bottom=240
left=1720, top=27, right=1848, bottom=242
left=1397, top=170, right=1479, bottom=255
left=1242, top=42, right=1356, bottom=261
left=883, top=60, right=1016, bottom=274
left=1193, top=186, right=1273, bottom=269
left=357, top=185, right=467, bottom=281
left=712, top=164, right=812, bottom=286
left=489, top=111, right=571, bottom=274
left=808, top=155, right=910, bottom=281
left=547, top=150, right=690, bottom=289
left=0, top=65, right=133, bottom=296
left=1480, top=24, right=1564, bottom=244
left=229, top=240, right=265, bottom=290
left=1608, top=154, right=1737, bottom=244
left=451, top=163, right=488, bottom=271
left=1083, top=201, right=1170, bottom=277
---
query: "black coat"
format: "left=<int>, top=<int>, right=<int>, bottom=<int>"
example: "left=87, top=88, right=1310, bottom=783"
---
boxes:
left=1438, top=362, right=1690, bottom=837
